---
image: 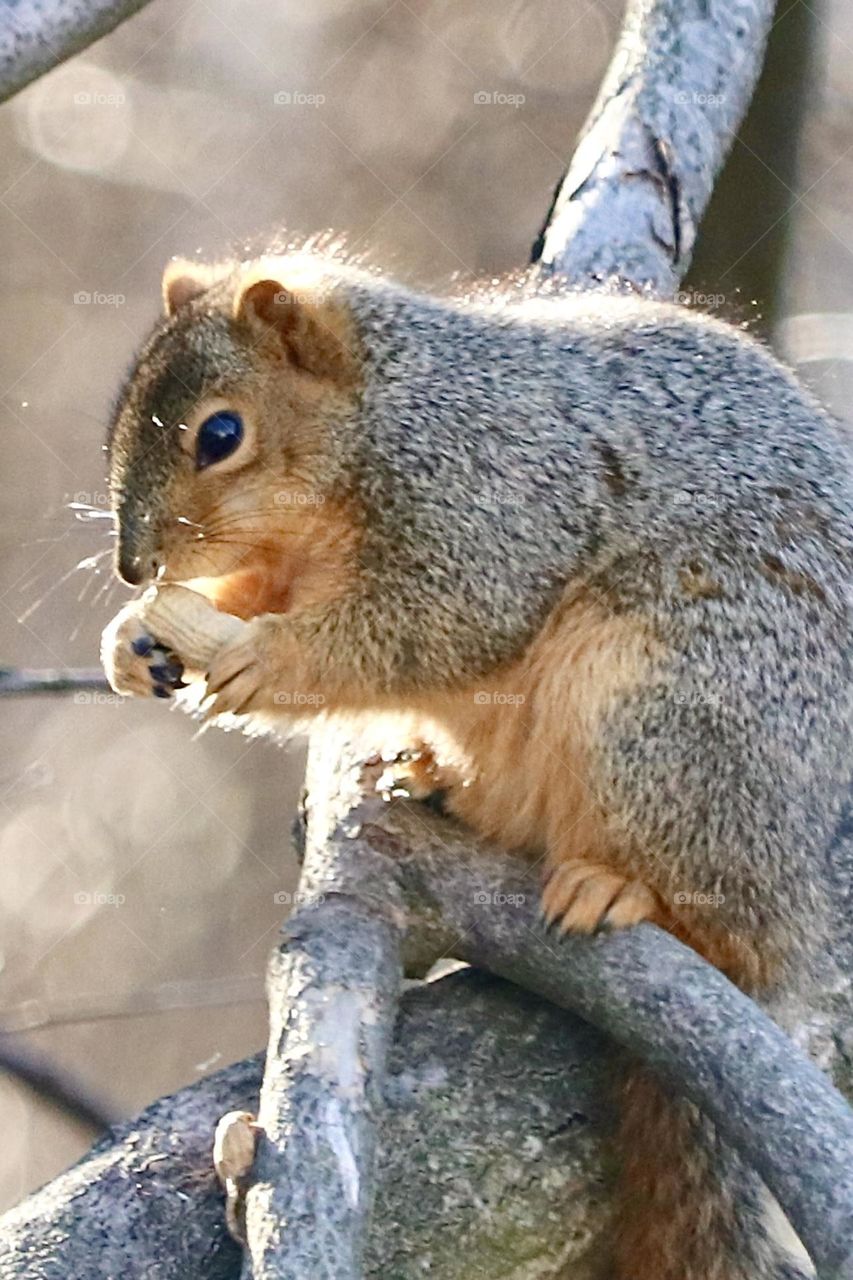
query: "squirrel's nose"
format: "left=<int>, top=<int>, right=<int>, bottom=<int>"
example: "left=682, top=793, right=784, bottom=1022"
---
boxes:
left=117, top=551, right=139, bottom=585
left=116, top=505, right=161, bottom=585
left=117, top=548, right=161, bottom=586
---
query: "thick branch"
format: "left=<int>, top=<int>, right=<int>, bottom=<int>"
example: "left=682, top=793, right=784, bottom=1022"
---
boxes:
left=0, top=973, right=615, bottom=1280
left=240, top=766, right=407, bottom=1280
left=0, top=0, right=155, bottom=105
left=532, top=0, right=777, bottom=292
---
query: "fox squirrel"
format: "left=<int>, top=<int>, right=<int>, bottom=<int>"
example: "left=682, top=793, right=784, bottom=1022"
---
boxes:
left=101, top=248, right=851, bottom=1280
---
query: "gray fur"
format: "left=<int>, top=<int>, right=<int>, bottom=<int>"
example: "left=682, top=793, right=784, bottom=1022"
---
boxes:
left=108, top=260, right=852, bottom=1280
left=110, top=263, right=852, bottom=974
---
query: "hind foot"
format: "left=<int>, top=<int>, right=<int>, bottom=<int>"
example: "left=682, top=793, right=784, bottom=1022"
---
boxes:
left=541, top=859, right=661, bottom=934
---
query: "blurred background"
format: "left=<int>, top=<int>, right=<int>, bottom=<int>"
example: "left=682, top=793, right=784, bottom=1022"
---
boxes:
left=0, top=0, right=850, bottom=1211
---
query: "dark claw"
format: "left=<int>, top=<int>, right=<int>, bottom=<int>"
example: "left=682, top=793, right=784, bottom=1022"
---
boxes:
left=131, top=634, right=156, bottom=657
left=152, top=685, right=171, bottom=699
left=539, top=906, right=557, bottom=933
left=150, top=662, right=184, bottom=684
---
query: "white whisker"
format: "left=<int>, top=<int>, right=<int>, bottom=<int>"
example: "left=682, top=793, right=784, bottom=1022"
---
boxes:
left=16, top=548, right=114, bottom=624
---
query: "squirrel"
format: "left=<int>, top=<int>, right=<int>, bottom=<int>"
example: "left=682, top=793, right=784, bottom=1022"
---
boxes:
left=101, top=247, right=851, bottom=1280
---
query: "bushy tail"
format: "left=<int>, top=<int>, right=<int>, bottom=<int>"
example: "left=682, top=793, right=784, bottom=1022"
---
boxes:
left=613, top=1064, right=814, bottom=1280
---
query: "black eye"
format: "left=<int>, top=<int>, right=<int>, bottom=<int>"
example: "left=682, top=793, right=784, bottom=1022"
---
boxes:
left=195, top=410, right=244, bottom=469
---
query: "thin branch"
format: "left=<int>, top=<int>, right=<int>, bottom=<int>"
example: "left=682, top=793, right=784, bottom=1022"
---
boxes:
left=531, top=0, right=778, bottom=292
left=0, top=1036, right=116, bottom=1133
left=0, top=667, right=110, bottom=696
left=0, top=0, right=156, bottom=105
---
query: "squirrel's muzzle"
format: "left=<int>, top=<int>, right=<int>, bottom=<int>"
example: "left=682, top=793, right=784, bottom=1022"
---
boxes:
left=117, top=547, right=159, bottom=586
left=115, top=507, right=161, bottom=586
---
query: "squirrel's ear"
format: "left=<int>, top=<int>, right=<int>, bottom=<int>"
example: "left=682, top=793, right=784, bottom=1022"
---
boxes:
left=232, top=273, right=356, bottom=382
left=162, top=260, right=219, bottom=316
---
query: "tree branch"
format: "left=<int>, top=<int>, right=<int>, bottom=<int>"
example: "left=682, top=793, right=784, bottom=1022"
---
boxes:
left=0, top=667, right=109, bottom=696
left=531, top=0, right=778, bottom=291
left=0, top=0, right=156, bottom=105
left=0, top=971, right=616, bottom=1280
left=287, top=734, right=853, bottom=1278
left=9, top=744, right=849, bottom=1277
left=239, top=766, right=406, bottom=1280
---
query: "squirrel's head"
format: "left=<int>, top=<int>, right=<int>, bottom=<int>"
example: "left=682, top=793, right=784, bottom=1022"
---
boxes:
left=107, top=255, right=362, bottom=618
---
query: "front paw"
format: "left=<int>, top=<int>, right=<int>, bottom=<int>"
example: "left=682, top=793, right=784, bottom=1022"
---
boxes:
left=101, top=603, right=186, bottom=699
left=204, top=617, right=297, bottom=718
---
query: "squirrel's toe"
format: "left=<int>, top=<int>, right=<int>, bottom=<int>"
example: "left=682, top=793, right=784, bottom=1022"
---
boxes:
left=147, top=646, right=185, bottom=691
left=541, top=859, right=659, bottom=935
left=600, top=880, right=659, bottom=930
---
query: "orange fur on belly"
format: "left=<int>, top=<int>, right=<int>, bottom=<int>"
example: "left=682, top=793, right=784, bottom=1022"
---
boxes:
left=418, top=585, right=764, bottom=981
left=423, top=585, right=664, bottom=863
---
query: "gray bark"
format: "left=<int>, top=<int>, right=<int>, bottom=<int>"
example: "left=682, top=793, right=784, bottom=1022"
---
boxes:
left=532, top=0, right=777, bottom=292
left=0, top=970, right=614, bottom=1280
left=239, top=769, right=406, bottom=1280
left=0, top=0, right=155, bottom=105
